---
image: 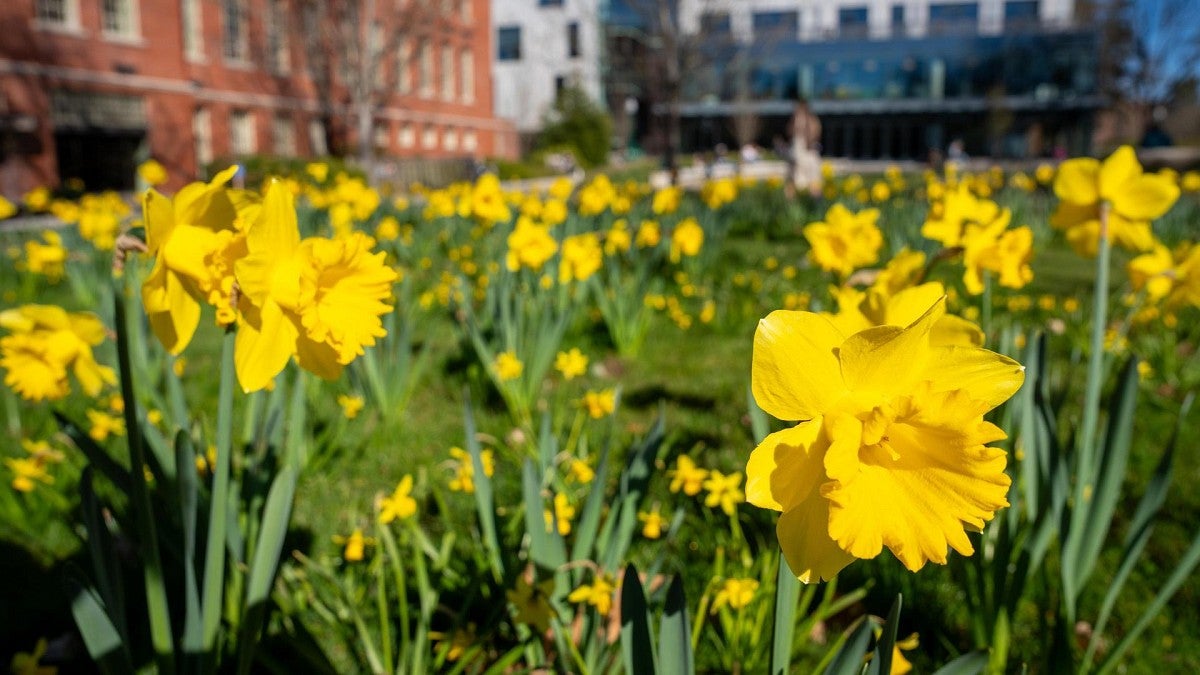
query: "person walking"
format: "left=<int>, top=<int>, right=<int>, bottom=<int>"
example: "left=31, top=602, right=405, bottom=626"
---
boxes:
left=788, top=99, right=822, bottom=198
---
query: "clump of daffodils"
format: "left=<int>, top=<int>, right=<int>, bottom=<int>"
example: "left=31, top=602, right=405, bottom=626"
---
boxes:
left=747, top=297, right=1023, bottom=582
left=141, top=171, right=398, bottom=392
left=0, top=304, right=116, bottom=401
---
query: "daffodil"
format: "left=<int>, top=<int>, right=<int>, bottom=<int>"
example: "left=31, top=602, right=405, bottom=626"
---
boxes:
left=702, top=469, right=744, bottom=516
left=493, top=351, right=523, bottom=381
left=636, top=220, right=661, bottom=247
left=338, top=394, right=365, bottom=419
left=804, top=204, right=883, bottom=278
left=711, top=578, right=759, bottom=612
left=1128, top=242, right=1200, bottom=309
left=1052, top=145, right=1179, bottom=257
left=825, top=282, right=983, bottom=348
left=233, top=181, right=396, bottom=392
left=581, top=389, right=615, bottom=418
left=668, top=455, right=707, bottom=495
left=567, top=458, right=595, bottom=483
left=558, top=232, right=603, bottom=283
left=638, top=505, right=667, bottom=539
left=23, top=231, right=67, bottom=282
left=505, top=217, right=558, bottom=272
left=141, top=166, right=243, bottom=353
left=544, top=491, right=575, bottom=536
left=447, top=446, right=494, bottom=493
left=748, top=298, right=1024, bottom=582
left=378, top=475, right=417, bottom=523
left=554, top=348, right=588, bottom=380
left=0, top=195, right=17, bottom=220
left=669, top=218, right=704, bottom=263
left=568, top=574, right=615, bottom=615
left=0, top=305, right=116, bottom=401
left=651, top=186, right=682, bottom=214
left=138, top=159, right=169, bottom=186
left=6, top=457, right=55, bottom=493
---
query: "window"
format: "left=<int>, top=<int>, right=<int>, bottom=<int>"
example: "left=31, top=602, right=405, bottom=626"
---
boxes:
left=497, top=26, right=521, bottom=61
left=418, top=39, right=434, bottom=97
left=1005, top=1, right=1039, bottom=21
left=555, top=75, right=566, bottom=95
left=36, top=0, right=79, bottom=29
left=230, top=110, right=256, bottom=155
left=272, top=115, right=295, bottom=156
left=538, top=0, right=563, bottom=6
left=193, top=108, right=212, bottom=169
left=421, top=125, right=438, bottom=150
left=397, top=41, right=413, bottom=94
left=267, top=0, right=290, bottom=73
left=567, top=22, right=580, bottom=58
left=399, top=124, right=416, bottom=148
left=752, top=11, right=799, bottom=39
left=441, top=44, right=455, bottom=101
left=699, top=12, right=731, bottom=38
left=460, top=49, right=475, bottom=103
left=459, top=0, right=472, bottom=23
left=222, top=0, right=247, bottom=61
left=102, top=0, right=138, bottom=38
left=837, top=7, right=869, bottom=32
left=309, top=119, right=328, bottom=155
left=463, top=131, right=478, bottom=153
left=443, top=128, right=458, bottom=152
left=182, top=0, right=203, bottom=60
left=892, top=5, right=905, bottom=29
left=929, top=2, right=978, bottom=33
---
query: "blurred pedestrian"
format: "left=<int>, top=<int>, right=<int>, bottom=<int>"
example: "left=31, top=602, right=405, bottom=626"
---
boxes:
left=788, top=99, right=822, bottom=198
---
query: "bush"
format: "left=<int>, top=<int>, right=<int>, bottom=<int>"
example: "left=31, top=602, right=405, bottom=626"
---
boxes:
left=535, top=86, right=612, bottom=168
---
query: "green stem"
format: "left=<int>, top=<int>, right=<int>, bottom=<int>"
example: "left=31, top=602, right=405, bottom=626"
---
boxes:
left=113, top=271, right=175, bottom=674
left=1062, top=202, right=1111, bottom=623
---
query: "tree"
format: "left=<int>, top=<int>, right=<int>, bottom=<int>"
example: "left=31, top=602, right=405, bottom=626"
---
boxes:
left=297, top=0, right=443, bottom=175
left=536, top=86, right=613, bottom=168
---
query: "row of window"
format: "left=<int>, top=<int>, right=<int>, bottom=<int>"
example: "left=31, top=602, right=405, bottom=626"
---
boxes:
left=193, top=108, right=481, bottom=166
left=700, top=1, right=1041, bottom=41
left=497, top=22, right=581, bottom=61
left=34, top=0, right=477, bottom=104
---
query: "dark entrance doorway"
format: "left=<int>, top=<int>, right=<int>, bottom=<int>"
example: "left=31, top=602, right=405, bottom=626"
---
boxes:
left=54, top=131, right=143, bottom=192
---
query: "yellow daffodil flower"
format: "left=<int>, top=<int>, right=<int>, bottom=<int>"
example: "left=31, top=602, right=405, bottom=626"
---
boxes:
left=0, top=305, right=116, bottom=401
left=505, top=217, right=558, bottom=272
left=804, top=204, right=883, bottom=278
left=702, top=469, right=744, bottom=516
left=544, top=491, right=575, bottom=536
left=711, top=578, right=759, bottom=612
left=582, top=389, right=616, bottom=419
left=378, top=475, right=417, bottom=523
left=558, top=232, right=603, bottom=283
left=669, top=218, right=704, bottom=263
left=568, top=574, right=615, bottom=615
left=507, top=576, right=556, bottom=633
left=638, top=506, right=667, bottom=539
left=748, top=297, right=1024, bottom=582
left=554, top=348, right=589, bottom=380
left=668, top=454, right=708, bottom=495
left=1052, top=145, right=1179, bottom=257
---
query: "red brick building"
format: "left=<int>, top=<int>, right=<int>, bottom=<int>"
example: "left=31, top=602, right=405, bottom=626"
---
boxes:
left=0, top=0, right=517, bottom=196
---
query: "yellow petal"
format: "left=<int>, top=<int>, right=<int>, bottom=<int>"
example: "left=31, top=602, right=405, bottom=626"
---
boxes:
left=1108, top=174, right=1180, bottom=222
left=235, top=299, right=298, bottom=392
left=883, top=283, right=945, bottom=326
left=921, top=346, right=1025, bottom=414
left=777, top=498, right=856, bottom=583
left=752, top=311, right=847, bottom=421
left=147, top=270, right=202, bottom=355
left=1053, top=157, right=1099, bottom=205
left=930, top=315, right=984, bottom=347
left=823, top=412, right=1010, bottom=571
left=248, top=181, right=301, bottom=256
left=839, top=299, right=943, bottom=398
left=745, top=419, right=826, bottom=512
left=143, top=189, right=175, bottom=252
left=294, top=332, right=344, bottom=381
left=1097, top=145, right=1141, bottom=203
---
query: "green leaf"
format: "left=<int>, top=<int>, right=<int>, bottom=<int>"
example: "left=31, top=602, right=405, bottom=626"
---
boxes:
left=236, top=465, right=298, bottom=675
left=570, top=440, right=612, bottom=564
left=620, top=563, right=656, bottom=675
left=770, top=550, right=801, bottom=675
left=600, top=410, right=665, bottom=571
left=823, top=617, right=873, bottom=675
left=78, top=468, right=128, bottom=645
left=1071, top=357, right=1140, bottom=594
left=464, top=392, right=504, bottom=578
left=867, top=594, right=902, bottom=675
left=69, top=580, right=135, bottom=674
left=522, top=459, right=566, bottom=571
left=201, top=329, right=237, bottom=650
left=658, top=576, right=692, bottom=675
left=176, top=431, right=204, bottom=656
left=54, top=411, right=132, bottom=493
left=747, top=386, right=770, bottom=444
left=931, top=651, right=988, bottom=675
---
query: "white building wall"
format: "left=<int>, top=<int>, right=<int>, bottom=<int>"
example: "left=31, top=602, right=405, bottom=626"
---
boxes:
left=492, top=0, right=604, bottom=132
